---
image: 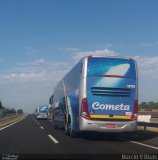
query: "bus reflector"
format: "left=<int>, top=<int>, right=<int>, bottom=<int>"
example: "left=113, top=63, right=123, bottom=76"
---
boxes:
left=81, top=98, right=91, bottom=120
left=131, top=100, right=138, bottom=120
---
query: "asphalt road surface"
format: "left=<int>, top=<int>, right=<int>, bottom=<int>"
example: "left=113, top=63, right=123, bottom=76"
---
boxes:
left=0, top=114, right=157, bottom=160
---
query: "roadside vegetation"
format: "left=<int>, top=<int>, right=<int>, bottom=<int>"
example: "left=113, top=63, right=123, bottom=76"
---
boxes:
left=0, top=101, right=23, bottom=116
left=139, top=102, right=158, bottom=111
left=0, top=101, right=25, bottom=127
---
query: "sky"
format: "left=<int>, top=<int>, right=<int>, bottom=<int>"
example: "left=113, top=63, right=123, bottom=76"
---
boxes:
left=0, top=0, right=158, bottom=113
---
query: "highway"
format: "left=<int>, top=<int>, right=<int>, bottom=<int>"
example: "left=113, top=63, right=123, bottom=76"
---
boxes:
left=0, top=114, right=157, bottom=159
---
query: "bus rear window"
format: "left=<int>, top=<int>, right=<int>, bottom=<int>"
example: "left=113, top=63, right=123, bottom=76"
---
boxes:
left=87, top=58, right=136, bottom=79
left=39, top=106, right=48, bottom=113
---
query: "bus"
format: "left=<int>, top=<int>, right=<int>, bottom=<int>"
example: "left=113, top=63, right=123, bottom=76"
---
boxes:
left=50, top=56, right=138, bottom=137
left=37, top=105, right=48, bottom=120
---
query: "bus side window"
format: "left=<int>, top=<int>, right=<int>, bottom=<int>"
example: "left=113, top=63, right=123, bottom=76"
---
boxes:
left=59, top=102, right=62, bottom=110
left=49, top=95, right=53, bottom=105
left=62, top=97, right=66, bottom=112
left=59, top=97, right=66, bottom=112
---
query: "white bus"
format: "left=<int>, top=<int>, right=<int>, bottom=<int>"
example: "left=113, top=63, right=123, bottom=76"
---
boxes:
left=50, top=56, right=138, bottom=137
left=37, top=105, right=48, bottom=120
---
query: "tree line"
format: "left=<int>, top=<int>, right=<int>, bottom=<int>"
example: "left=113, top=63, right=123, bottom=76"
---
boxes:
left=139, top=102, right=158, bottom=111
left=0, top=101, right=23, bottom=115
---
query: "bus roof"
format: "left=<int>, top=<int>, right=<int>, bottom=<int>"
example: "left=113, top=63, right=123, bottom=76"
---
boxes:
left=84, top=55, right=135, bottom=61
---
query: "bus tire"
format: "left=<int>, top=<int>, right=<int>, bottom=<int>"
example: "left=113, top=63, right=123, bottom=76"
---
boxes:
left=54, top=125, right=58, bottom=129
left=65, top=123, right=70, bottom=135
left=70, top=130, right=77, bottom=138
left=53, top=122, right=58, bottom=129
left=65, top=115, right=71, bottom=136
left=68, top=116, right=77, bottom=138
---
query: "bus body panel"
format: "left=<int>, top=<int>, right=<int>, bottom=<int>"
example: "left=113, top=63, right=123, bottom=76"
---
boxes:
left=52, top=60, right=82, bottom=130
left=87, top=77, right=136, bottom=118
left=79, top=118, right=137, bottom=132
left=51, top=56, right=138, bottom=134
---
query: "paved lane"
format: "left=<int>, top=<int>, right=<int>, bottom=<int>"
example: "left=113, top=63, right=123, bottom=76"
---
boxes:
left=0, top=115, right=64, bottom=154
left=0, top=114, right=157, bottom=160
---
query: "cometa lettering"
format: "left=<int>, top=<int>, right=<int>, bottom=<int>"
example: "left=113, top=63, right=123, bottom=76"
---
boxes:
left=92, top=102, right=130, bottom=111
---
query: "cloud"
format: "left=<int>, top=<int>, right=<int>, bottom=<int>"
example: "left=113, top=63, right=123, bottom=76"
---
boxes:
left=1, top=49, right=158, bottom=112
left=17, top=59, right=70, bottom=72
left=73, top=48, right=118, bottom=61
left=141, top=41, right=158, bottom=47
left=23, top=47, right=37, bottom=56
left=0, top=59, right=71, bottom=85
left=0, top=58, right=72, bottom=112
left=33, top=58, right=45, bottom=65
left=134, top=56, right=158, bottom=79
left=18, top=58, right=45, bottom=66
left=2, top=72, right=46, bottom=83
left=132, top=56, right=158, bottom=102
left=64, top=48, right=80, bottom=52
left=58, top=47, right=80, bottom=52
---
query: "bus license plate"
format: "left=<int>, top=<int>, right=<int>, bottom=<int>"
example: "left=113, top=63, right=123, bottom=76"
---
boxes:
left=106, top=124, right=116, bottom=128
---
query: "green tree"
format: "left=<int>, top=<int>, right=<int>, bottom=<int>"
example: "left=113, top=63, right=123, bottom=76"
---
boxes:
left=139, top=102, right=147, bottom=109
left=10, top=108, right=16, bottom=114
left=0, top=101, right=3, bottom=109
left=17, top=109, right=23, bottom=114
left=2, top=108, right=10, bottom=115
left=139, top=101, right=158, bottom=110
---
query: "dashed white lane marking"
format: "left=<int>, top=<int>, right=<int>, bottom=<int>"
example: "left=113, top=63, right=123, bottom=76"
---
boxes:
left=31, top=115, right=59, bottom=144
left=40, top=126, right=44, bottom=130
left=0, top=116, right=27, bottom=131
left=31, top=115, right=38, bottom=123
left=48, top=134, right=59, bottom=144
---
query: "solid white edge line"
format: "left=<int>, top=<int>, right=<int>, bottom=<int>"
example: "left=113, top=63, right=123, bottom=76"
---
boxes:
left=130, top=140, right=158, bottom=150
left=0, top=115, right=26, bottom=131
left=118, top=137, right=158, bottom=150
left=48, top=134, right=59, bottom=144
left=40, top=126, right=44, bottom=130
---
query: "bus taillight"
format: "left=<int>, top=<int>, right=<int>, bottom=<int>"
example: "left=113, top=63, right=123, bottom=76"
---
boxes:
left=131, top=100, right=138, bottom=120
left=81, top=98, right=91, bottom=120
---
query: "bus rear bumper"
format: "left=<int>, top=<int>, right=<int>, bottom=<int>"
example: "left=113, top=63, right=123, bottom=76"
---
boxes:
left=79, top=118, right=137, bottom=133
left=37, top=115, right=48, bottom=119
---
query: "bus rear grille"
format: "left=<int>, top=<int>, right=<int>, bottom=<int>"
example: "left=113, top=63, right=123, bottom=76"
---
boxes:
left=91, top=87, right=131, bottom=97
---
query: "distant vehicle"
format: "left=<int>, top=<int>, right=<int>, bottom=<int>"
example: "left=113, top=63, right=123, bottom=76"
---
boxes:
left=37, top=105, right=48, bottom=120
left=50, top=56, right=138, bottom=137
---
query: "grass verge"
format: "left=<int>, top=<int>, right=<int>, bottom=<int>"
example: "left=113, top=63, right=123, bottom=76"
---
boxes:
left=0, top=114, right=27, bottom=128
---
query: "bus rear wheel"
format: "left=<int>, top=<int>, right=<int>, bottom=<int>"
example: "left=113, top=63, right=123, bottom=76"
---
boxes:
left=53, top=121, right=58, bottom=129
left=70, top=130, right=77, bottom=138
left=65, top=123, right=70, bottom=136
left=65, top=116, right=77, bottom=138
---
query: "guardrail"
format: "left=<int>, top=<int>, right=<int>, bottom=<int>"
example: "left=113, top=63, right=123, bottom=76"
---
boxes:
left=137, top=122, right=158, bottom=132
left=151, top=115, right=158, bottom=118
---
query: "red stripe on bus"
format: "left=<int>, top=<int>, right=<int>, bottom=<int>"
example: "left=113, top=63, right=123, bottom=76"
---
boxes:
left=96, top=75, right=127, bottom=78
